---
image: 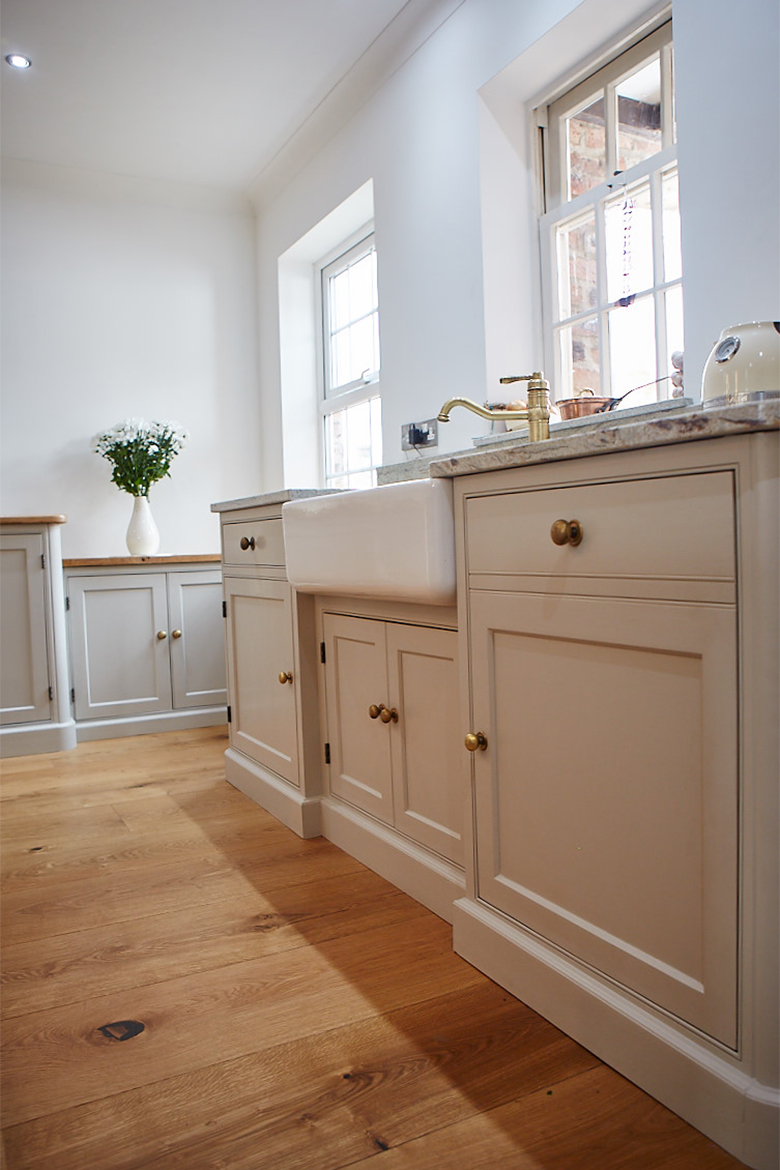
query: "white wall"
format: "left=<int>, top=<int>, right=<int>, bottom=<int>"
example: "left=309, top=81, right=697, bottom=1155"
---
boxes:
left=1, top=162, right=262, bottom=557
left=254, top=0, right=780, bottom=487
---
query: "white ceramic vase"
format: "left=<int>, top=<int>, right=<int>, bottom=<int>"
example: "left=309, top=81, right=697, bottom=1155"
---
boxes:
left=126, top=494, right=160, bottom=556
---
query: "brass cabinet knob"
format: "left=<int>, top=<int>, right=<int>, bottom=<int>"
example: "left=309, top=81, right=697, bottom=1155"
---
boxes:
left=239, top=536, right=256, bottom=551
left=379, top=706, right=399, bottom=724
left=550, top=518, right=583, bottom=546
left=157, top=630, right=167, bottom=640
left=278, top=671, right=293, bottom=685
left=172, top=629, right=182, bottom=639
left=465, top=731, right=488, bottom=752
left=368, top=704, right=383, bottom=719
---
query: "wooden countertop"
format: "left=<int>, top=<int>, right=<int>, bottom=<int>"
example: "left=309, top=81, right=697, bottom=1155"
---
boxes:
left=63, top=554, right=221, bottom=567
left=1, top=515, right=67, bottom=525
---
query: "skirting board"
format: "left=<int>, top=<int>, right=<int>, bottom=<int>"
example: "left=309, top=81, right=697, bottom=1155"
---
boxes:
left=76, top=706, right=226, bottom=742
left=453, top=896, right=779, bottom=1170
left=0, top=719, right=78, bottom=758
left=320, top=796, right=465, bottom=924
left=224, top=748, right=322, bottom=839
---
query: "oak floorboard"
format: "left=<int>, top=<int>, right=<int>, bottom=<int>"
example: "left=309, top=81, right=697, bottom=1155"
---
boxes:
left=2, top=981, right=598, bottom=1170
left=1, top=728, right=750, bottom=1170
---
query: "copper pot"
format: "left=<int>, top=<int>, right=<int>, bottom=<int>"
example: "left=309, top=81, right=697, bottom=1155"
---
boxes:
left=555, top=388, right=613, bottom=419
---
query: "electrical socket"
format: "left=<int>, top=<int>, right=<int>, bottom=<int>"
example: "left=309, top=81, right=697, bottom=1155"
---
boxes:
left=401, top=419, right=438, bottom=450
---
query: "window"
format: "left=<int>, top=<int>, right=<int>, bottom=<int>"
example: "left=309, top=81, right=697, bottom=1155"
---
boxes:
left=319, top=231, right=382, bottom=489
left=540, top=22, right=681, bottom=406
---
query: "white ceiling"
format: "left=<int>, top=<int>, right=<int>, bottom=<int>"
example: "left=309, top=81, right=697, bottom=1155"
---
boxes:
left=0, top=0, right=429, bottom=191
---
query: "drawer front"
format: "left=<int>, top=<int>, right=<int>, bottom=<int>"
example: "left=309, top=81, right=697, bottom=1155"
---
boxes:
left=222, top=518, right=285, bottom=568
left=465, top=471, right=735, bottom=595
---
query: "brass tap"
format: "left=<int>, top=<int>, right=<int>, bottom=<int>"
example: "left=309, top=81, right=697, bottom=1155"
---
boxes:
left=437, top=372, right=551, bottom=442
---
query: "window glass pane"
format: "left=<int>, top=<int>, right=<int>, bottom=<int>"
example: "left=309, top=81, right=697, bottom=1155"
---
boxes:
left=616, top=56, right=662, bottom=172
left=608, top=295, right=656, bottom=403
left=370, top=395, right=383, bottom=467
left=347, top=470, right=374, bottom=490
left=348, top=252, right=376, bottom=319
left=350, top=315, right=378, bottom=381
left=557, top=316, right=601, bottom=398
left=662, top=168, right=682, bottom=282
left=556, top=210, right=598, bottom=320
left=333, top=328, right=352, bottom=389
left=665, top=284, right=684, bottom=387
left=330, top=269, right=351, bottom=332
left=324, top=396, right=382, bottom=487
left=605, top=181, right=653, bottom=303
left=566, top=95, right=606, bottom=199
left=325, top=409, right=347, bottom=478
left=346, top=399, right=372, bottom=472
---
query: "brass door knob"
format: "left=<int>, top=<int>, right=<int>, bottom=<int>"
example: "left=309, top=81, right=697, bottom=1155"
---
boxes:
left=368, top=704, right=383, bottom=719
left=157, top=630, right=167, bottom=640
left=239, top=536, right=256, bottom=551
left=278, top=671, right=293, bottom=684
left=465, top=731, right=488, bottom=752
left=379, top=706, right=399, bottom=724
left=172, top=629, right=182, bottom=639
left=550, top=518, right=583, bottom=546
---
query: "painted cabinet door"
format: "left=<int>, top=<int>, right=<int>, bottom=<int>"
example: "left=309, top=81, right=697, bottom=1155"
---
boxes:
left=224, top=576, right=299, bottom=786
left=68, top=573, right=172, bottom=720
left=468, top=586, right=738, bottom=1048
left=322, top=614, right=394, bottom=824
left=0, top=533, right=51, bottom=725
left=387, top=623, right=463, bottom=864
left=323, top=613, right=463, bottom=861
left=167, top=570, right=226, bottom=709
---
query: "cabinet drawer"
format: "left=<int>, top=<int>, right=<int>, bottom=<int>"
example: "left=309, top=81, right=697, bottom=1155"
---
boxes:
left=465, top=471, right=735, bottom=598
left=222, top=518, right=285, bottom=568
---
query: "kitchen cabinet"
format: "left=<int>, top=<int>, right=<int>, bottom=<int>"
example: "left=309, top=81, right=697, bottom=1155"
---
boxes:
left=322, top=612, right=463, bottom=865
left=214, top=496, right=324, bottom=838
left=0, top=517, right=76, bottom=756
left=452, top=431, right=778, bottom=1170
left=65, top=560, right=226, bottom=737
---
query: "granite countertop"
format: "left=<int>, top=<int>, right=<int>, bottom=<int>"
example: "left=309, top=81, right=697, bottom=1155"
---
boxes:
left=211, top=488, right=340, bottom=513
left=428, top=398, right=780, bottom=478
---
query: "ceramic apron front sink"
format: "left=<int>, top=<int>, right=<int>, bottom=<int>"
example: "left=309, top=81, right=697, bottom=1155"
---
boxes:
left=281, top=478, right=456, bottom=605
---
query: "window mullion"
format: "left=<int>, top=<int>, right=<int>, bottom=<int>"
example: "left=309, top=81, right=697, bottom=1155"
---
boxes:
left=595, top=191, right=610, bottom=396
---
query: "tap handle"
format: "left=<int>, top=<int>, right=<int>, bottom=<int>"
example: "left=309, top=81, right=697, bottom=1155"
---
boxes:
left=499, top=371, right=549, bottom=389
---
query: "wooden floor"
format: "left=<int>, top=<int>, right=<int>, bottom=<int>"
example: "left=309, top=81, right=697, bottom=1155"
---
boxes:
left=1, top=727, right=748, bottom=1170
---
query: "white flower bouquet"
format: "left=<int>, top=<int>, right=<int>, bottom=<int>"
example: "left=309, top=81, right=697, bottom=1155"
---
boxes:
left=93, top=419, right=188, bottom=497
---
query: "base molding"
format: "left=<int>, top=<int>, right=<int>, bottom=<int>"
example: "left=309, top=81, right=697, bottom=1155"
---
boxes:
left=453, top=896, right=779, bottom=1170
left=75, top=706, right=226, bottom=742
left=320, top=797, right=465, bottom=923
left=224, top=748, right=322, bottom=838
left=0, top=719, right=78, bottom=757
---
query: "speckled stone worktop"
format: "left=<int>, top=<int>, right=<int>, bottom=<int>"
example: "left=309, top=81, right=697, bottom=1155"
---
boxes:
left=427, top=398, right=780, bottom=479
left=211, top=488, right=339, bottom=512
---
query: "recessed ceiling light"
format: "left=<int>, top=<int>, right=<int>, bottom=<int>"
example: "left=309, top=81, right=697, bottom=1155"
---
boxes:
left=5, top=54, right=32, bottom=69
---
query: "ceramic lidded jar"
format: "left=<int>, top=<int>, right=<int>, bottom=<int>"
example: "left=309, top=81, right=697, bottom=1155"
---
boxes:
left=701, top=321, right=780, bottom=403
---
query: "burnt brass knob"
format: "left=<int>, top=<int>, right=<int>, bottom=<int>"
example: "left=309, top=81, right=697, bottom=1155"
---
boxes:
left=379, top=706, right=399, bottom=724
left=368, top=704, right=383, bottom=719
left=172, top=629, right=182, bottom=639
left=465, top=731, right=488, bottom=752
left=156, top=630, right=167, bottom=640
left=550, top=518, right=583, bottom=547
left=239, top=536, right=256, bottom=551
left=278, top=671, right=293, bottom=685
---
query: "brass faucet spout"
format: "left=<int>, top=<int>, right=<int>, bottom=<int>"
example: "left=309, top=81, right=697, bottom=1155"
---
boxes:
left=437, top=372, right=552, bottom=442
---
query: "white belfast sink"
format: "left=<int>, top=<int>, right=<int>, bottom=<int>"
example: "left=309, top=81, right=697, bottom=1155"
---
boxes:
left=282, top=478, right=456, bottom=605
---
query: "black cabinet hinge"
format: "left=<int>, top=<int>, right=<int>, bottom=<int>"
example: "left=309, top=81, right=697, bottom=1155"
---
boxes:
left=65, top=596, right=70, bottom=610
left=70, top=688, right=75, bottom=704
left=222, top=600, right=227, bottom=618
left=41, top=553, right=46, bottom=570
left=48, top=686, right=54, bottom=701
left=320, top=642, right=326, bottom=664
left=324, top=742, right=330, bottom=764
left=227, top=705, right=232, bottom=724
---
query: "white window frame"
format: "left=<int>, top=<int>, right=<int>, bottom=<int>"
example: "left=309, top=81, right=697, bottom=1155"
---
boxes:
left=315, top=225, right=382, bottom=488
left=538, top=20, right=681, bottom=403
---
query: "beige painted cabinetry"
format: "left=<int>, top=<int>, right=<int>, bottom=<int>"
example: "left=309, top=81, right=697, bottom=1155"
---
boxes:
left=65, top=559, right=226, bottom=738
left=0, top=517, right=76, bottom=756
left=216, top=500, right=323, bottom=838
left=322, top=612, right=463, bottom=864
left=317, top=599, right=464, bottom=920
left=452, top=432, right=779, bottom=1170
